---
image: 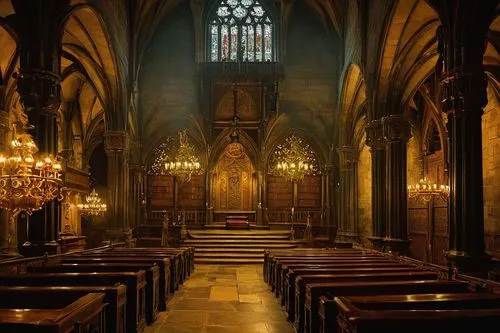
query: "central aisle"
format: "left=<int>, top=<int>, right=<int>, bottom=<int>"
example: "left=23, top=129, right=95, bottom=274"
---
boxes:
left=145, top=265, right=294, bottom=333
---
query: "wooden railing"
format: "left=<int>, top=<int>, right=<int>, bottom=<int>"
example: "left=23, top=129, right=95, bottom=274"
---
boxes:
left=266, top=208, right=323, bottom=225
left=148, top=209, right=206, bottom=227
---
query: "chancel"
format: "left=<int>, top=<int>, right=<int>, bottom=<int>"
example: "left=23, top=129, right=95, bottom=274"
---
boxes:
left=1, top=0, right=500, bottom=332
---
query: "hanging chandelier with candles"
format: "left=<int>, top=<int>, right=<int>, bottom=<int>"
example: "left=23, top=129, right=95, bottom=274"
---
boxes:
left=269, top=134, right=319, bottom=182
left=164, top=129, right=203, bottom=183
left=0, top=127, right=64, bottom=215
left=407, top=177, right=450, bottom=202
left=77, top=188, right=107, bottom=216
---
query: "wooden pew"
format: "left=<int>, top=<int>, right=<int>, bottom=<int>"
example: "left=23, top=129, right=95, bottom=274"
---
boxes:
left=62, top=256, right=174, bottom=294
left=0, top=285, right=126, bottom=333
left=101, top=248, right=191, bottom=282
left=282, top=266, right=424, bottom=321
left=106, top=247, right=195, bottom=276
left=272, top=257, right=393, bottom=295
left=292, top=271, right=439, bottom=333
left=0, top=271, right=147, bottom=333
left=266, top=251, right=379, bottom=284
left=332, top=293, right=500, bottom=333
left=280, top=263, right=416, bottom=305
left=72, top=252, right=182, bottom=287
left=0, top=292, right=106, bottom=333
left=28, top=263, right=160, bottom=324
left=303, top=280, right=470, bottom=333
left=277, top=260, right=405, bottom=299
left=263, top=249, right=373, bottom=282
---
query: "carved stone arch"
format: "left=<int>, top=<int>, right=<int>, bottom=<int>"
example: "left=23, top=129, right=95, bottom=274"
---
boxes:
left=209, top=129, right=259, bottom=169
left=264, top=128, right=328, bottom=171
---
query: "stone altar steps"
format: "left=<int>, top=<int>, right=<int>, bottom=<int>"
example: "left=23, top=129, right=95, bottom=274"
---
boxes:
left=183, top=229, right=303, bottom=264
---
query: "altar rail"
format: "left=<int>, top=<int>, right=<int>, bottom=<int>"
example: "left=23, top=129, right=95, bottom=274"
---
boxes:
left=148, top=210, right=206, bottom=227
left=267, top=208, right=323, bottom=225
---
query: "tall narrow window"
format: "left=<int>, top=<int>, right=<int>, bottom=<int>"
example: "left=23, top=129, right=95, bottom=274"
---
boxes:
left=208, top=0, right=274, bottom=62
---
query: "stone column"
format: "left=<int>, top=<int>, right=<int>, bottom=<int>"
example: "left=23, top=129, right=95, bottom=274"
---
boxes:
left=12, top=0, right=68, bottom=256
left=365, top=119, right=386, bottom=250
left=206, top=171, right=214, bottom=225
left=104, top=131, right=132, bottom=245
left=336, top=146, right=359, bottom=242
left=322, top=165, right=335, bottom=245
left=430, top=1, right=497, bottom=273
left=256, top=170, right=264, bottom=225
left=382, top=115, right=411, bottom=254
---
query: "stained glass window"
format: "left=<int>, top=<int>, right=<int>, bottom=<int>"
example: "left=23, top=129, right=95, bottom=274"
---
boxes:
left=208, top=0, right=274, bottom=62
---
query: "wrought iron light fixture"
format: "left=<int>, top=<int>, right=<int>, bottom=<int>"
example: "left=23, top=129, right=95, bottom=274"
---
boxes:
left=0, top=126, right=64, bottom=215
left=164, top=129, right=203, bottom=183
left=77, top=188, right=107, bottom=216
left=269, top=134, right=318, bottom=182
left=407, top=177, right=449, bottom=202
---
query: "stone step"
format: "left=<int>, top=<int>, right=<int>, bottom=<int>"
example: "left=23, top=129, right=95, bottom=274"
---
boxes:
left=183, top=239, right=302, bottom=244
left=194, top=258, right=263, bottom=264
left=184, top=243, right=298, bottom=249
left=194, top=248, right=269, bottom=253
left=187, top=234, right=291, bottom=240
left=195, top=252, right=264, bottom=258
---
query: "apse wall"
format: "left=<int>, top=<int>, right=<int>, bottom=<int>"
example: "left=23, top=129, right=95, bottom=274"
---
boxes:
left=280, top=1, right=340, bottom=142
left=139, top=2, right=198, bottom=148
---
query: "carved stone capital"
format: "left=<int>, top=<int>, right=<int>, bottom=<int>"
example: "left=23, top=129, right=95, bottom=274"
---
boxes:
left=382, top=115, right=411, bottom=143
left=365, top=119, right=385, bottom=149
left=14, top=70, right=61, bottom=113
left=440, top=71, right=487, bottom=115
left=104, top=131, right=129, bottom=155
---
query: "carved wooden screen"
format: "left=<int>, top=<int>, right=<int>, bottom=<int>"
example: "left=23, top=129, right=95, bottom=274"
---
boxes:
left=212, top=142, right=255, bottom=211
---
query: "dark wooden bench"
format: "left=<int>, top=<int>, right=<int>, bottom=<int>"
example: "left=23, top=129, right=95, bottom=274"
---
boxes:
left=292, top=271, right=439, bottom=333
left=332, top=293, right=500, bottom=333
left=263, top=249, right=374, bottom=282
left=102, top=248, right=191, bottom=282
left=268, top=254, right=386, bottom=288
left=283, top=266, right=424, bottom=321
left=272, top=257, right=394, bottom=294
left=28, top=263, right=160, bottom=324
left=62, top=255, right=175, bottom=294
left=0, top=292, right=106, bottom=333
left=280, top=263, right=416, bottom=305
left=0, top=285, right=126, bottom=333
left=0, top=271, right=147, bottom=333
left=303, top=280, right=470, bottom=333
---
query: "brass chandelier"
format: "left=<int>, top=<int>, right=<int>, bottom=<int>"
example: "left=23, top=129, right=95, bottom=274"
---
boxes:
left=0, top=127, right=64, bottom=215
left=269, top=134, right=318, bottom=182
left=164, top=129, right=203, bottom=183
left=407, top=177, right=450, bottom=202
left=77, top=188, right=107, bottom=216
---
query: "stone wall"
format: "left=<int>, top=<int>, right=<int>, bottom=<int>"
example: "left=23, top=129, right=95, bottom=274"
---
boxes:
left=357, top=142, right=372, bottom=244
left=279, top=1, right=339, bottom=143
left=483, top=81, right=500, bottom=256
left=139, top=2, right=198, bottom=150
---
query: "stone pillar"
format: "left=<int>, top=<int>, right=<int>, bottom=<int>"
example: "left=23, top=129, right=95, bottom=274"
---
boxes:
left=206, top=171, right=214, bottom=225
left=336, top=146, right=359, bottom=242
left=323, top=165, right=335, bottom=245
left=429, top=0, right=497, bottom=273
left=12, top=0, right=68, bottom=256
left=365, top=119, right=386, bottom=250
left=382, top=115, right=411, bottom=254
left=104, top=131, right=132, bottom=244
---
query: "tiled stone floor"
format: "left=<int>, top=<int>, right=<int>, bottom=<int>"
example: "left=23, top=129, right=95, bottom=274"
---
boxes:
left=144, top=265, right=295, bottom=333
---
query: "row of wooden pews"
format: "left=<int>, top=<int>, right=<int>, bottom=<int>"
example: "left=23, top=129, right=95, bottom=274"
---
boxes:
left=0, top=245, right=194, bottom=333
left=264, top=247, right=500, bottom=333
